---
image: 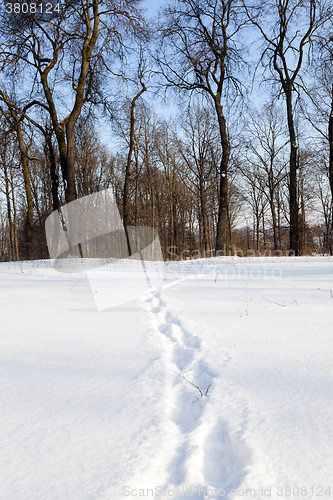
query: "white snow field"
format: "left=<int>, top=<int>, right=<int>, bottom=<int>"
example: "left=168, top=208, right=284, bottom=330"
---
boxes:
left=1, top=256, right=333, bottom=500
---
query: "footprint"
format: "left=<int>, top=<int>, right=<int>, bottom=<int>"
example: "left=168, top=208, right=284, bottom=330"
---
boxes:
left=191, top=359, right=216, bottom=386
left=171, top=346, right=194, bottom=367
left=202, top=419, right=251, bottom=490
left=164, top=311, right=201, bottom=349
left=168, top=383, right=206, bottom=433
left=143, top=288, right=251, bottom=498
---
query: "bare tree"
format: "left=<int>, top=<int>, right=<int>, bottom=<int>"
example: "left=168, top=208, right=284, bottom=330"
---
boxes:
left=0, top=102, right=35, bottom=259
left=122, top=66, right=147, bottom=254
left=239, top=165, right=269, bottom=252
left=156, top=0, right=249, bottom=253
left=243, top=0, right=331, bottom=254
left=0, top=123, right=17, bottom=260
left=240, top=103, right=289, bottom=250
left=312, top=153, right=333, bottom=253
left=300, top=15, right=333, bottom=217
left=0, top=0, right=147, bottom=205
left=178, top=103, right=218, bottom=254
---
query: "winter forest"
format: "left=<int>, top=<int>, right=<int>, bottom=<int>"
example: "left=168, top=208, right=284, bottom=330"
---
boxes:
left=0, top=0, right=333, bottom=262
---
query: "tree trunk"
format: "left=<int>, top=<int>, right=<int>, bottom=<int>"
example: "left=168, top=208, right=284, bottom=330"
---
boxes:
left=256, top=211, right=259, bottom=252
left=329, top=86, right=333, bottom=220
left=123, top=104, right=136, bottom=255
left=3, top=163, right=14, bottom=261
left=268, top=165, right=278, bottom=250
left=285, top=88, right=299, bottom=255
left=227, top=201, right=232, bottom=252
left=135, top=151, right=140, bottom=228
left=214, top=99, right=230, bottom=253
left=64, top=6, right=99, bottom=203
left=10, top=170, right=19, bottom=261
left=13, top=117, right=35, bottom=259
left=276, top=190, right=282, bottom=250
left=20, top=155, right=35, bottom=260
left=123, top=85, right=146, bottom=255
left=199, top=179, right=210, bottom=255
left=146, top=155, right=156, bottom=230
left=262, top=210, right=266, bottom=252
left=65, top=121, right=78, bottom=204
left=40, top=74, right=68, bottom=190
left=163, top=158, right=175, bottom=257
left=45, top=132, right=60, bottom=212
left=271, top=199, right=278, bottom=251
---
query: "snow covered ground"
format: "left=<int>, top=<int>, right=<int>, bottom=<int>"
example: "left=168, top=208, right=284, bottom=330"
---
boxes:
left=1, top=256, right=333, bottom=500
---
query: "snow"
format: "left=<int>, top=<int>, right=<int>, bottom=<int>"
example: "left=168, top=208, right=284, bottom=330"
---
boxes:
left=1, top=256, right=333, bottom=499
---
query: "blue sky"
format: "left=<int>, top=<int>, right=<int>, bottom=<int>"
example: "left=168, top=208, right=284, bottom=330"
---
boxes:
left=143, top=0, right=165, bottom=18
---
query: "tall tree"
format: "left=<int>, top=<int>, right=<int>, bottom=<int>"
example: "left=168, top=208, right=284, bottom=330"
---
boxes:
left=122, top=67, right=147, bottom=254
left=0, top=0, right=147, bottom=204
left=243, top=0, right=331, bottom=255
left=156, top=0, right=248, bottom=253
left=179, top=104, right=218, bottom=255
left=301, top=14, right=333, bottom=216
left=0, top=102, right=35, bottom=259
left=0, top=123, right=17, bottom=260
left=240, top=103, right=289, bottom=251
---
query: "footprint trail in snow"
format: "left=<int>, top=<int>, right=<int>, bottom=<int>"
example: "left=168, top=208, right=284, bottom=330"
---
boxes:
left=144, top=283, right=251, bottom=499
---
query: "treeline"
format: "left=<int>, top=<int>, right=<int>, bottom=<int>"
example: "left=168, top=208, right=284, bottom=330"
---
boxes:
left=0, top=0, right=332, bottom=261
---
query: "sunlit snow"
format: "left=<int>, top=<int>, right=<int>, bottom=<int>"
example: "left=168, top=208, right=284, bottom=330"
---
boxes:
left=1, top=256, right=333, bottom=499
